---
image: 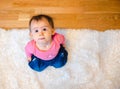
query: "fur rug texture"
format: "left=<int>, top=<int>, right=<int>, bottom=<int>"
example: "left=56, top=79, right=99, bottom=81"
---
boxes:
left=0, top=28, right=120, bottom=89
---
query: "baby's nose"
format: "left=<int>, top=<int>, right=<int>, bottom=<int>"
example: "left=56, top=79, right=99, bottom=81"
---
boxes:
left=39, top=31, right=43, bottom=36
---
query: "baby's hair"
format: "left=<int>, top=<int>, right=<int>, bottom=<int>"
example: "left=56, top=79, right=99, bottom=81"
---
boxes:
left=29, top=14, right=54, bottom=31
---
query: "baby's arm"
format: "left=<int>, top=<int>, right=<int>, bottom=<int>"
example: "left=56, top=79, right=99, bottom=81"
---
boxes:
left=25, top=42, right=33, bottom=62
left=54, top=33, right=65, bottom=45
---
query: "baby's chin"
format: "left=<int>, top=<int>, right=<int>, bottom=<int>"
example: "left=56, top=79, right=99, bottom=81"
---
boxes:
left=36, top=40, right=48, bottom=45
left=36, top=38, right=52, bottom=44
left=37, top=40, right=46, bottom=43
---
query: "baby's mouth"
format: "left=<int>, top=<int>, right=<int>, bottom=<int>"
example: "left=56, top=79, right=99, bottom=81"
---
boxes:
left=38, top=37, right=45, bottom=40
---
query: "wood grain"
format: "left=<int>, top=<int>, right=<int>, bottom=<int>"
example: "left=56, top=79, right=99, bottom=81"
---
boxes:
left=0, top=0, right=120, bottom=31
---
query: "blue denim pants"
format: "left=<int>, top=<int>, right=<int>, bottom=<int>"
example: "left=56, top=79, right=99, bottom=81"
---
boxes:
left=28, top=45, right=68, bottom=72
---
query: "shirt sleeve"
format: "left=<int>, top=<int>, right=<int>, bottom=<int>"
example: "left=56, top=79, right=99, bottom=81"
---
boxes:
left=25, top=41, right=34, bottom=58
left=53, top=33, right=65, bottom=45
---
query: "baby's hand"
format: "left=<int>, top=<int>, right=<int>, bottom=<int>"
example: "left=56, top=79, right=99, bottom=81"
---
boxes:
left=27, top=57, right=31, bottom=62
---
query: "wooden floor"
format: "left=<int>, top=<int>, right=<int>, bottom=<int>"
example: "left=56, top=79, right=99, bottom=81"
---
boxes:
left=0, top=0, right=120, bottom=31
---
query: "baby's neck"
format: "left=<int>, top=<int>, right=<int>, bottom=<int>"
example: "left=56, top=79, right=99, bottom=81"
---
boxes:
left=36, top=42, right=52, bottom=51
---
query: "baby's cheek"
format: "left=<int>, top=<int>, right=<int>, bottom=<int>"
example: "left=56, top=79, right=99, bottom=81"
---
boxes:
left=34, top=35, right=39, bottom=39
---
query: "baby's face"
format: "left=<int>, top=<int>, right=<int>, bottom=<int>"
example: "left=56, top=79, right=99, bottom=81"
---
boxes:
left=30, top=18, right=54, bottom=45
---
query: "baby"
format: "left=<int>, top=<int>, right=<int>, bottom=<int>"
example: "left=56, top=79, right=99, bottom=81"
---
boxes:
left=25, top=14, right=68, bottom=72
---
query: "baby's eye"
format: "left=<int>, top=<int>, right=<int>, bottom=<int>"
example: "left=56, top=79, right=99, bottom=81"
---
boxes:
left=43, top=28, right=47, bottom=31
left=35, top=30, right=39, bottom=32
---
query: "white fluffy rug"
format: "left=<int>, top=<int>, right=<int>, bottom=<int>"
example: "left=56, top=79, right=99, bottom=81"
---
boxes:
left=0, top=28, right=120, bottom=89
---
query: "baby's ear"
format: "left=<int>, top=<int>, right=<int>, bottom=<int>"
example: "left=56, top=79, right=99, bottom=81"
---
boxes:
left=52, top=29, right=55, bottom=35
left=29, top=33, right=33, bottom=39
left=29, top=32, right=33, bottom=38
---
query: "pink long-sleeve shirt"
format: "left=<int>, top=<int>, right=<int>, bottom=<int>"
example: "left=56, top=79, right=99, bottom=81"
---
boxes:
left=25, top=33, right=65, bottom=60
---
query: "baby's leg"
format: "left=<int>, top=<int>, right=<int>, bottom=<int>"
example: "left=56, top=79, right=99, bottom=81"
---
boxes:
left=28, top=55, right=49, bottom=72
left=52, top=45, right=68, bottom=68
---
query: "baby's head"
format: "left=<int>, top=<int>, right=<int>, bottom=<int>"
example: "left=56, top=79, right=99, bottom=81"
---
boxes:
left=29, top=14, right=54, bottom=31
left=29, top=14, right=55, bottom=44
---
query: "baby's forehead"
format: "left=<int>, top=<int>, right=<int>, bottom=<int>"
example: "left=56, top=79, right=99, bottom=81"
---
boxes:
left=30, top=19, right=51, bottom=29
